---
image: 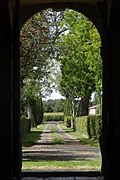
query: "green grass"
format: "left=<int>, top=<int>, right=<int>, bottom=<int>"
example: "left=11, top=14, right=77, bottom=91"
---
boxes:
left=51, top=125, right=65, bottom=144
left=59, top=122, right=100, bottom=147
left=22, top=159, right=101, bottom=170
left=21, top=123, right=46, bottom=147
left=53, top=137, right=65, bottom=144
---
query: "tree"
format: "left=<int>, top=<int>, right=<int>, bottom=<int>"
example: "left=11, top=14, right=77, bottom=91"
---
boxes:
left=20, top=8, right=102, bottom=128
left=20, top=9, right=63, bottom=122
left=55, top=9, right=102, bottom=123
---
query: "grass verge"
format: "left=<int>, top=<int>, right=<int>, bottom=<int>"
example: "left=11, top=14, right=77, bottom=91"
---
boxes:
left=21, top=123, right=46, bottom=147
left=51, top=125, right=65, bottom=144
left=59, top=122, right=100, bottom=147
left=22, top=159, right=101, bottom=170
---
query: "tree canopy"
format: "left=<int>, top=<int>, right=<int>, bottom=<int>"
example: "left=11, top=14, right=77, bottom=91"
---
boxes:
left=20, top=8, right=102, bottom=127
left=56, top=9, right=102, bottom=100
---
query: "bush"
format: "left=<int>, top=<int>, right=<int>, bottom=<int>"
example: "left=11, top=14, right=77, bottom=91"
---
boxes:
left=64, top=116, right=71, bottom=127
left=75, top=116, right=88, bottom=137
left=87, top=114, right=102, bottom=140
left=44, top=112, right=64, bottom=122
left=20, top=116, right=31, bottom=135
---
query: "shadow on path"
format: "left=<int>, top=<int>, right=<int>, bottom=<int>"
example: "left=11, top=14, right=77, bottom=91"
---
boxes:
left=22, top=122, right=101, bottom=162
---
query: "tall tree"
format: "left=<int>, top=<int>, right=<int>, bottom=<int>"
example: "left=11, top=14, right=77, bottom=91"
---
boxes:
left=56, top=9, right=102, bottom=121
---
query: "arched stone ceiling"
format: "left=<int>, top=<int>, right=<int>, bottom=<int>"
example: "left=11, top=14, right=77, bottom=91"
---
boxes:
left=20, top=0, right=104, bottom=35
left=20, top=0, right=99, bottom=6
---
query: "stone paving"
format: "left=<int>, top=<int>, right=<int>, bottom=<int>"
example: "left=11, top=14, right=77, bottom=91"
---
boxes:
left=22, top=122, right=101, bottom=163
left=22, top=122, right=103, bottom=180
left=22, top=177, right=103, bottom=180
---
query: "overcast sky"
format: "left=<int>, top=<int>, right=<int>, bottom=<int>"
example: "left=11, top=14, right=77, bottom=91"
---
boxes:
left=44, top=90, right=95, bottom=101
left=45, top=89, right=65, bottom=100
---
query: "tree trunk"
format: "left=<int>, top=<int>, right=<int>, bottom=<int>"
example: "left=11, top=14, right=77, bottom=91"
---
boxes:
left=28, top=103, right=32, bottom=119
left=70, top=93, right=76, bottom=131
left=81, top=97, right=89, bottom=116
left=76, top=99, right=81, bottom=117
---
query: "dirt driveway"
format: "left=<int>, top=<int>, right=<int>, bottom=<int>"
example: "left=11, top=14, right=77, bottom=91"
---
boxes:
left=22, top=121, right=101, bottom=164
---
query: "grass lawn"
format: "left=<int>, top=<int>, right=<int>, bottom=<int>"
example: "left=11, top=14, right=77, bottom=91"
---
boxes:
left=22, top=159, right=101, bottom=170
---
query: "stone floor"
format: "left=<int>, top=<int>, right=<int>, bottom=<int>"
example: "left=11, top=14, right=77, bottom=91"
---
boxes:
left=21, top=176, right=104, bottom=180
left=21, top=170, right=104, bottom=180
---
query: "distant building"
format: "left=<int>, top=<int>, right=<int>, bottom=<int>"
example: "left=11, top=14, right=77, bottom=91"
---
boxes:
left=88, top=105, right=98, bottom=115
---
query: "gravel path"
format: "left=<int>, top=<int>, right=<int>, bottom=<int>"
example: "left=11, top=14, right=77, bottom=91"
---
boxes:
left=22, top=122, right=101, bottom=163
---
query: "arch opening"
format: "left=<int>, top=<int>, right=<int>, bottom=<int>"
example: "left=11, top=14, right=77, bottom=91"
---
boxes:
left=21, top=9, right=102, bottom=176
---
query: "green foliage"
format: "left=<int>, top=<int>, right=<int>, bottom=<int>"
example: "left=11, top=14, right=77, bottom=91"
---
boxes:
left=22, top=131, right=41, bottom=147
left=43, top=99, right=65, bottom=113
left=20, top=9, right=62, bottom=119
left=75, top=116, right=88, bottom=138
left=64, top=116, right=71, bottom=128
left=92, top=92, right=102, bottom=115
left=53, top=99, right=65, bottom=112
left=21, top=124, right=46, bottom=147
left=53, top=137, right=65, bottom=144
left=87, top=115, right=102, bottom=139
left=60, top=122, right=100, bottom=147
left=38, top=97, right=44, bottom=124
left=44, top=112, right=64, bottom=122
left=56, top=9, right=102, bottom=109
left=20, top=116, right=31, bottom=135
left=63, top=115, right=102, bottom=141
left=20, top=11, right=54, bottom=87
left=64, top=96, right=71, bottom=116
left=29, top=95, right=43, bottom=126
left=20, top=8, right=102, bottom=127
left=43, top=103, right=53, bottom=112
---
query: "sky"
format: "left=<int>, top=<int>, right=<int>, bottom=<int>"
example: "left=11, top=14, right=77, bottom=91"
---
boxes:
left=44, top=89, right=95, bottom=101
left=45, top=89, right=65, bottom=100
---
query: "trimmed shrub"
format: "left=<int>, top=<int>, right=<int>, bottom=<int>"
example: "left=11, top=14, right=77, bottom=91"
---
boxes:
left=44, top=112, right=64, bottom=122
left=75, top=116, right=88, bottom=137
left=74, top=115, right=102, bottom=140
left=87, top=114, right=102, bottom=140
left=64, top=116, right=71, bottom=127
left=20, top=116, right=31, bottom=135
left=29, top=96, right=43, bottom=126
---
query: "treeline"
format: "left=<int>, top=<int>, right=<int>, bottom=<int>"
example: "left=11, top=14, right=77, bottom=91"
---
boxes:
left=43, top=97, right=94, bottom=116
left=43, top=99, right=65, bottom=112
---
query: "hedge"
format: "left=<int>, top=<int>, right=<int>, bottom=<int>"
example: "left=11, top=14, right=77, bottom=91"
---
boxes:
left=87, top=114, right=102, bottom=140
left=64, top=116, right=71, bottom=127
left=20, top=116, right=31, bottom=135
left=43, top=112, right=64, bottom=122
left=75, top=116, right=88, bottom=137
left=72, top=115, right=102, bottom=140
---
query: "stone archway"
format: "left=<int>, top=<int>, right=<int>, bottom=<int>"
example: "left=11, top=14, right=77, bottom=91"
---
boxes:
left=20, top=0, right=105, bottom=177
left=1, top=0, right=120, bottom=180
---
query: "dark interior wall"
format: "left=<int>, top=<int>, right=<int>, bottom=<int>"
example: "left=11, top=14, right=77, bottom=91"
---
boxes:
left=0, top=0, right=21, bottom=179
left=0, top=0, right=12, bottom=179
left=107, top=0, right=120, bottom=179
left=12, top=1, right=22, bottom=179
left=0, top=0, right=120, bottom=179
left=20, top=2, right=102, bottom=35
